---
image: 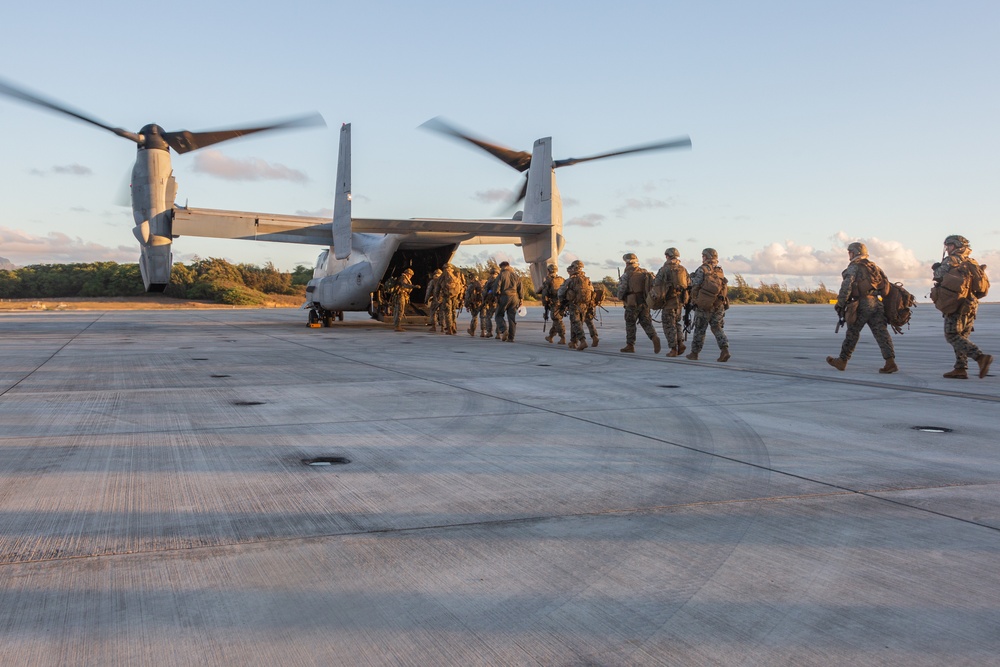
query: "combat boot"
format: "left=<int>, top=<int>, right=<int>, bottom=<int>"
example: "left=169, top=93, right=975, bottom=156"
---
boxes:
left=506, top=323, right=516, bottom=342
left=468, top=327, right=475, bottom=337
left=480, top=331, right=487, bottom=338
left=545, top=334, right=554, bottom=343
left=394, top=326, right=405, bottom=332
left=686, top=351, right=699, bottom=360
left=826, top=356, right=847, bottom=371
left=977, top=354, right=994, bottom=378
left=568, top=340, right=577, bottom=350
left=717, top=347, right=731, bottom=363
left=591, top=336, right=599, bottom=348
left=620, top=343, right=635, bottom=353
left=576, top=339, right=588, bottom=350
left=943, top=368, right=968, bottom=379
left=677, top=342, right=686, bottom=355
left=652, top=335, right=662, bottom=354
left=495, top=332, right=502, bottom=339
left=666, top=348, right=680, bottom=357
left=879, top=358, right=898, bottom=374
left=558, top=336, right=566, bottom=345
left=429, top=324, right=436, bottom=332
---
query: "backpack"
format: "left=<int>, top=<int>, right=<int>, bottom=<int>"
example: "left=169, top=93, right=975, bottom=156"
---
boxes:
left=968, top=260, right=990, bottom=299
left=882, top=282, right=916, bottom=334
left=693, top=266, right=726, bottom=310
left=853, top=259, right=889, bottom=299
left=624, top=269, right=653, bottom=307
left=592, top=283, right=605, bottom=308
left=931, top=259, right=988, bottom=314
left=569, top=275, right=594, bottom=306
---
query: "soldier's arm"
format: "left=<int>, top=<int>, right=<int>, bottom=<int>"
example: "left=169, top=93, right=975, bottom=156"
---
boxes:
left=836, top=266, right=856, bottom=309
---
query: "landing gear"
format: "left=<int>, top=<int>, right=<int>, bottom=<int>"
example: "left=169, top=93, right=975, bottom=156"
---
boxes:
left=307, top=308, right=343, bottom=328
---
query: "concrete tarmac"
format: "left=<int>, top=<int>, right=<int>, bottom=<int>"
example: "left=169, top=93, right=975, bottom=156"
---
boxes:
left=1, top=303, right=998, bottom=666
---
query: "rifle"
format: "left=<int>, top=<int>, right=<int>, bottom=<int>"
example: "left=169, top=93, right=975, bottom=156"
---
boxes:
left=682, top=303, right=693, bottom=340
left=543, top=302, right=549, bottom=330
left=834, top=305, right=846, bottom=334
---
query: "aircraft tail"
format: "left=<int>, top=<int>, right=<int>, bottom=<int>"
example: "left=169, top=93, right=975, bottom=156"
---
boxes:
left=520, top=137, right=564, bottom=289
left=333, top=123, right=352, bottom=259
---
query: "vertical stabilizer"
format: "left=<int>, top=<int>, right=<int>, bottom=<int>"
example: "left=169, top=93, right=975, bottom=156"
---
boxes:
left=333, top=123, right=352, bottom=260
left=521, top=137, right=565, bottom=288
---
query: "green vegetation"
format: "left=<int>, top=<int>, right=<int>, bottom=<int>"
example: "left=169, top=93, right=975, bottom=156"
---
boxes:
left=0, top=259, right=309, bottom=305
left=728, top=274, right=836, bottom=304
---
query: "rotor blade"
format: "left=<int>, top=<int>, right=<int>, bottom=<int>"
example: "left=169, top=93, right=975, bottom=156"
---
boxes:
left=0, top=78, right=142, bottom=144
left=162, top=113, right=326, bottom=154
left=494, top=175, right=530, bottom=216
left=553, top=136, right=692, bottom=169
left=420, top=117, right=532, bottom=172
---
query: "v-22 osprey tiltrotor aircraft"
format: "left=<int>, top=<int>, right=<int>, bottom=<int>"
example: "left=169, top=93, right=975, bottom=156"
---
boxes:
left=0, top=79, right=691, bottom=325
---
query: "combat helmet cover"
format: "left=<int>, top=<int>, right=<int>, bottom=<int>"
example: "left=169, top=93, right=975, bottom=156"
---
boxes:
left=547, top=263, right=559, bottom=273
left=701, top=248, right=718, bottom=261
left=622, top=253, right=638, bottom=262
left=664, top=247, right=680, bottom=259
left=847, top=242, right=868, bottom=257
left=944, top=234, right=970, bottom=249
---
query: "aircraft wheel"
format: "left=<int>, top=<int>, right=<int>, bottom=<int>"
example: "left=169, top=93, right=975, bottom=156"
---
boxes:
left=323, top=315, right=335, bottom=327
left=307, top=310, right=319, bottom=326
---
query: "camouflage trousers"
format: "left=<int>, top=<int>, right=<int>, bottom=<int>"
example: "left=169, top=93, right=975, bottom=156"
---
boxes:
left=482, top=305, right=496, bottom=336
left=466, top=307, right=483, bottom=334
left=944, top=301, right=982, bottom=370
left=391, top=293, right=410, bottom=328
left=624, top=304, right=657, bottom=345
left=547, top=307, right=566, bottom=338
left=691, top=306, right=728, bottom=353
left=568, top=306, right=587, bottom=344
left=660, top=304, right=684, bottom=350
left=435, top=299, right=456, bottom=332
left=584, top=306, right=599, bottom=341
left=840, top=296, right=894, bottom=361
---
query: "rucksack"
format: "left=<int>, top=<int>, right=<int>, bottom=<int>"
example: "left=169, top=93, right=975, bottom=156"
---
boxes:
left=931, top=259, right=989, bottom=314
left=569, top=275, right=594, bottom=306
left=693, top=266, right=726, bottom=310
left=853, top=259, right=889, bottom=299
left=882, top=282, right=916, bottom=334
left=592, top=283, right=605, bottom=308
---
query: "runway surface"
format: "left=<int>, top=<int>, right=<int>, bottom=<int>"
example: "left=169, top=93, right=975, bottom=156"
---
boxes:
left=1, top=303, right=998, bottom=666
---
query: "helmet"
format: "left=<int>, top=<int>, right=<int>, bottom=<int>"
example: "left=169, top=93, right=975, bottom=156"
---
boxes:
left=944, top=235, right=969, bottom=249
left=432, top=269, right=442, bottom=277
left=664, top=247, right=680, bottom=259
left=847, top=242, right=868, bottom=257
left=622, top=252, right=638, bottom=262
left=701, top=248, right=718, bottom=261
left=489, top=265, right=499, bottom=275
left=402, top=268, right=413, bottom=276
left=570, top=260, right=584, bottom=269
left=547, top=264, right=558, bottom=273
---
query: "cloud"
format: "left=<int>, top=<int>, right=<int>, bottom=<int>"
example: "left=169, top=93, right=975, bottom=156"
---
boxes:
left=28, top=164, right=93, bottom=177
left=613, top=197, right=673, bottom=218
left=453, top=248, right=521, bottom=268
left=0, top=226, right=138, bottom=264
left=191, top=150, right=309, bottom=183
left=295, top=208, right=333, bottom=218
left=473, top=188, right=514, bottom=204
left=565, top=213, right=604, bottom=228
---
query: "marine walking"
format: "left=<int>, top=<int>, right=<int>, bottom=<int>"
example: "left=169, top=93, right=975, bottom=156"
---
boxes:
left=931, top=235, right=993, bottom=379
left=617, top=253, right=661, bottom=354
left=686, top=248, right=731, bottom=362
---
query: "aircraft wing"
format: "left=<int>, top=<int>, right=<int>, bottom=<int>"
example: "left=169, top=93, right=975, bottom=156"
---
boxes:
left=172, top=206, right=546, bottom=246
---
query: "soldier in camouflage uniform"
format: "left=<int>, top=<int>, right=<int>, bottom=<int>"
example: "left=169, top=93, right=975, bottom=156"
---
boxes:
left=432, top=265, right=458, bottom=335
left=686, top=248, right=731, bottom=362
left=933, top=234, right=993, bottom=379
left=483, top=265, right=499, bottom=338
left=540, top=263, right=566, bottom=344
left=617, top=253, right=662, bottom=354
left=653, top=247, right=690, bottom=357
left=464, top=271, right=486, bottom=337
left=583, top=283, right=601, bottom=348
left=826, top=242, right=897, bottom=373
left=392, top=268, right=415, bottom=332
left=425, top=268, right=443, bottom=332
left=493, top=261, right=524, bottom=342
left=559, top=260, right=594, bottom=350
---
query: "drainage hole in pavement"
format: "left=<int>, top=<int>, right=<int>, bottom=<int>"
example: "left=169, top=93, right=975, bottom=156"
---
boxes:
left=232, top=400, right=265, bottom=406
left=912, top=426, right=953, bottom=433
left=303, top=457, right=351, bottom=466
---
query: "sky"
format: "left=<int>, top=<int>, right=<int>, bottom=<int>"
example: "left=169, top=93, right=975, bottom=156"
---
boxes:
left=2, top=1, right=998, bottom=296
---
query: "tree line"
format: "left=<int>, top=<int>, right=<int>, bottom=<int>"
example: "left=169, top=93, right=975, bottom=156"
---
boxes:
left=0, top=260, right=835, bottom=306
left=0, top=259, right=313, bottom=305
